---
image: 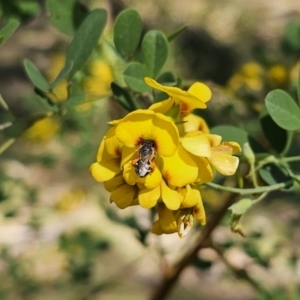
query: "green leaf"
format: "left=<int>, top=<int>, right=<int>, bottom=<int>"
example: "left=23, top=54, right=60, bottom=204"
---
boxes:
left=141, top=30, right=169, bottom=78
left=210, top=125, right=248, bottom=147
left=50, top=60, right=73, bottom=89
left=265, top=89, right=300, bottom=131
left=157, top=72, right=177, bottom=86
left=260, top=106, right=289, bottom=153
left=284, top=22, right=300, bottom=50
left=167, top=25, right=188, bottom=42
left=297, top=67, right=300, bottom=105
left=113, top=9, right=143, bottom=59
left=3, top=120, right=30, bottom=138
left=23, top=59, right=50, bottom=92
left=258, top=163, right=292, bottom=187
left=111, top=82, right=140, bottom=111
left=229, top=198, right=253, bottom=216
left=47, top=0, right=88, bottom=36
left=64, top=9, right=107, bottom=80
left=123, top=62, right=151, bottom=93
left=34, top=88, right=58, bottom=112
left=0, top=19, right=20, bottom=47
left=61, top=95, right=85, bottom=109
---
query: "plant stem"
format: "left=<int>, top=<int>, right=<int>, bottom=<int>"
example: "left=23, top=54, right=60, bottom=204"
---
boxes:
left=205, top=181, right=292, bottom=195
left=0, top=138, right=15, bottom=155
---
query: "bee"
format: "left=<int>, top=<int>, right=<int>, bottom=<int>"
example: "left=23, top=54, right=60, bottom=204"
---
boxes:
left=131, top=140, right=156, bottom=178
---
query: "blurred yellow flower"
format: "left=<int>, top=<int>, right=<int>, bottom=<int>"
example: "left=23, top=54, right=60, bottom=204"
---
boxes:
left=23, top=117, right=60, bottom=142
left=228, top=61, right=264, bottom=91
left=290, top=60, right=300, bottom=85
left=47, top=54, right=65, bottom=81
left=47, top=54, right=68, bottom=104
left=83, top=59, right=114, bottom=97
left=55, top=189, right=85, bottom=212
left=267, top=64, right=289, bottom=88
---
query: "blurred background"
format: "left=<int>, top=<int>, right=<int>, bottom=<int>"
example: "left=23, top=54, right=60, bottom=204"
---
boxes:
left=1, top=0, right=300, bottom=299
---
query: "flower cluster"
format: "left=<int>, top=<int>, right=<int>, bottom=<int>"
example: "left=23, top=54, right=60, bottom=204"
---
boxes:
left=90, top=78, right=241, bottom=237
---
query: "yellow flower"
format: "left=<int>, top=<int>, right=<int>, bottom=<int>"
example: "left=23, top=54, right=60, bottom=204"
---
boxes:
left=55, top=189, right=85, bottom=212
left=115, top=109, right=180, bottom=207
left=48, top=81, right=68, bottom=104
left=47, top=54, right=68, bottom=104
left=47, top=54, right=65, bottom=81
left=267, top=64, right=289, bottom=89
left=228, top=61, right=264, bottom=92
left=83, top=59, right=114, bottom=97
left=151, top=187, right=206, bottom=238
left=145, top=77, right=212, bottom=116
left=208, top=141, right=241, bottom=176
left=90, top=109, right=182, bottom=210
left=181, top=132, right=241, bottom=176
left=23, top=117, right=60, bottom=142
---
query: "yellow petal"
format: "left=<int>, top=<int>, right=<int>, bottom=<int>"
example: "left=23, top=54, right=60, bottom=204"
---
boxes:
left=157, top=203, right=178, bottom=233
left=145, top=77, right=207, bottom=109
left=192, top=156, right=214, bottom=183
left=121, top=146, right=136, bottom=168
left=104, top=126, right=122, bottom=157
left=96, top=127, right=122, bottom=162
left=96, top=137, right=105, bottom=162
left=162, top=144, right=198, bottom=187
left=180, top=185, right=199, bottom=208
left=148, top=98, right=174, bottom=114
left=183, top=114, right=210, bottom=133
left=115, top=109, right=179, bottom=157
left=193, top=190, right=206, bottom=225
left=222, top=141, right=242, bottom=154
left=115, top=110, right=153, bottom=148
left=104, top=174, right=124, bottom=192
left=204, top=134, right=222, bottom=147
left=90, top=160, right=120, bottom=182
left=122, top=162, right=137, bottom=185
left=188, top=82, right=212, bottom=103
left=110, top=183, right=137, bottom=209
left=181, top=134, right=212, bottom=157
left=151, top=220, right=164, bottom=235
left=149, top=113, right=179, bottom=157
left=209, top=151, right=239, bottom=176
left=161, top=180, right=180, bottom=210
left=138, top=185, right=160, bottom=208
left=141, top=167, right=162, bottom=189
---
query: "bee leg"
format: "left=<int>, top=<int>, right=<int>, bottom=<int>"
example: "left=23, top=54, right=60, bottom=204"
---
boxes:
left=149, top=160, right=156, bottom=173
left=149, top=150, right=156, bottom=172
left=131, top=157, right=140, bottom=166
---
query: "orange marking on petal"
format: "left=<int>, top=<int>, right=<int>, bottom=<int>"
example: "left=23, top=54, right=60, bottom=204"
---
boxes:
left=180, top=102, right=190, bottom=117
left=135, top=137, right=143, bottom=147
left=115, top=148, right=121, bottom=157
